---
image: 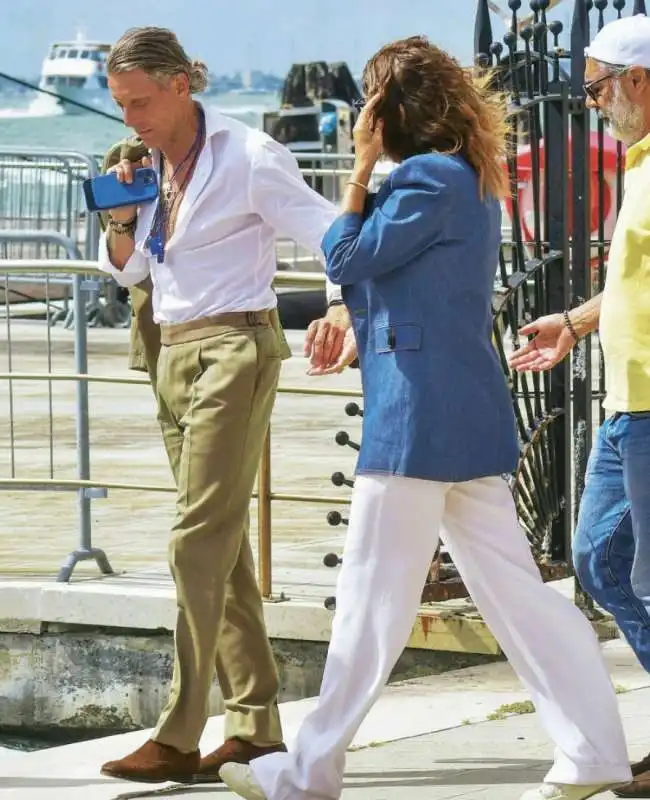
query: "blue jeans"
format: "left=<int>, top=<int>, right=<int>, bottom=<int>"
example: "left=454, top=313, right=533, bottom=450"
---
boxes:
left=573, top=412, right=650, bottom=671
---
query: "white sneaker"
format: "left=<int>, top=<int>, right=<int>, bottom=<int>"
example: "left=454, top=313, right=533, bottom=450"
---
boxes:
left=520, top=783, right=625, bottom=800
left=219, top=762, right=267, bottom=800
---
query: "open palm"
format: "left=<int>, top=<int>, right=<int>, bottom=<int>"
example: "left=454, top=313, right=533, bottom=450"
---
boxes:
left=508, top=313, right=577, bottom=373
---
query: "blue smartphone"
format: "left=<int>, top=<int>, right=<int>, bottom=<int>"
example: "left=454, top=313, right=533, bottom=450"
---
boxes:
left=83, top=167, right=159, bottom=213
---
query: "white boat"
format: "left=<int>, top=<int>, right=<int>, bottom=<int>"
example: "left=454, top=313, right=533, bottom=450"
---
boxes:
left=39, top=32, right=115, bottom=115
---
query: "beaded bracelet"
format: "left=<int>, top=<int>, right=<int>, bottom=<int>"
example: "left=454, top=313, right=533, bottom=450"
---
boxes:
left=563, top=309, right=580, bottom=343
left=108, top=216, right=137, bottom=236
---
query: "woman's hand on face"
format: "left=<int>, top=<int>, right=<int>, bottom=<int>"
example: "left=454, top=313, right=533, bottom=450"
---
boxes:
left=353, top=93, right=384, bottom=170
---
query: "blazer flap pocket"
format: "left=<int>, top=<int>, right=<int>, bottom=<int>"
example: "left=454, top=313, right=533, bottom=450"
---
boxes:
left=375, top=324, right=422, bottom=353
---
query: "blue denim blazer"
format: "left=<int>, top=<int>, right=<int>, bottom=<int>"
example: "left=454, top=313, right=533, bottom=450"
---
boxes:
left=323, top=153, right=519, bottom=483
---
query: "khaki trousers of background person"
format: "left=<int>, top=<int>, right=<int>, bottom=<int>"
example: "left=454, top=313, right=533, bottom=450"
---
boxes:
left=128, top=276, right=162, bottom=383
left=151, top=312, right=283, bottom=753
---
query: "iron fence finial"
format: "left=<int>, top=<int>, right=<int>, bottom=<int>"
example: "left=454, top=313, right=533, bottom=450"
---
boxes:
left=475, top=0, right=495, bottom=60
left=570, top=0, right=590, bottom=95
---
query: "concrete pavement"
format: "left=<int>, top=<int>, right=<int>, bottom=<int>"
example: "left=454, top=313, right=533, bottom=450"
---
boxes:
left=0, top=639, right=648, bottom=799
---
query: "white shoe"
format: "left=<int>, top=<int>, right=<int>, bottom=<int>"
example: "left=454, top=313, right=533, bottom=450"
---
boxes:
left=520, top=783, right=625, bottom=800
left=219, top=762, right=267, bottom=800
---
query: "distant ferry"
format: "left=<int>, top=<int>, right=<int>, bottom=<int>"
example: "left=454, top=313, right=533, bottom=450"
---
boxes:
left=39, top=32, right=116, bottom=115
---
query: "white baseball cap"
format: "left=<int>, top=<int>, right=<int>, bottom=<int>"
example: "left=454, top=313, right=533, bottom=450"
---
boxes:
left=585, top=14, right=650, bottom=69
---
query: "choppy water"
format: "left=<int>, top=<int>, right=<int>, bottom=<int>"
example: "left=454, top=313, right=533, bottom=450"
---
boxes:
left=0, top=734, right=52, bottom=753
left=0, top=90, right=278, bottom=154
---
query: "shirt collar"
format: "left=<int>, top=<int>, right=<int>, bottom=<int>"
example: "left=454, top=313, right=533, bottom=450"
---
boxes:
left=625, top=132, right=650, bottom=170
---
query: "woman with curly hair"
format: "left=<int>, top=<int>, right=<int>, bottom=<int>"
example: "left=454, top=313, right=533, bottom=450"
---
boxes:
left=220, top=36, right=631, bottom=800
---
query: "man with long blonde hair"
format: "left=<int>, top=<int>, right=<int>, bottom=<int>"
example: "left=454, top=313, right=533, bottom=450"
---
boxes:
left=95, top=25, right=348, bottom=786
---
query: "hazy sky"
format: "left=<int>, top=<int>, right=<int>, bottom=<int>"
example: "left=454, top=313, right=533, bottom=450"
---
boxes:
left=0, top=0, right=579, bottom=78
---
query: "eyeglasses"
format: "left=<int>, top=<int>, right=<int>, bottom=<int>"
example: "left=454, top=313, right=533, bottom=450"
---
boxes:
left=583, top=67, right=627, bottom=102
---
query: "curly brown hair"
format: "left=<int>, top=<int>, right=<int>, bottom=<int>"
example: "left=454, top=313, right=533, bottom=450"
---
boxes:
left=362, top=36, right=508, bottom=199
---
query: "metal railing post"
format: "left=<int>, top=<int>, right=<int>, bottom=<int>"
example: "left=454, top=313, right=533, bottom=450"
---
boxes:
left=56, top=270, right=113, bottom=581
left=0, top=234, right=113, bottom=581
left=74, top=271, right=92, bottom=551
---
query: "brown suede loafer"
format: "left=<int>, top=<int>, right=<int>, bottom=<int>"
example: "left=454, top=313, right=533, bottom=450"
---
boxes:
left=195, top=737, right=287, bottom=783
left=615, top=769, right=650, bottom=798
left=633, top=753, right=650, bottom=778
left=101, top=739, right=200, bottom=784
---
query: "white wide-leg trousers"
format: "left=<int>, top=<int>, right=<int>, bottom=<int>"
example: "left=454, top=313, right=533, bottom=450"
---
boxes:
left=252, top=475, right=631, bottom=799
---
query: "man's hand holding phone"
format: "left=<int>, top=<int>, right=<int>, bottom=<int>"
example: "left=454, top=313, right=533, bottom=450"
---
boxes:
left=100, top=155, right=154, bottom=272
left=106, top=155, right=153, bottom=221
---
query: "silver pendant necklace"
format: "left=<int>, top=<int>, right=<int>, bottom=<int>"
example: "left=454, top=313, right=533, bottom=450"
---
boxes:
left=162, top=176, right=174, bottom=204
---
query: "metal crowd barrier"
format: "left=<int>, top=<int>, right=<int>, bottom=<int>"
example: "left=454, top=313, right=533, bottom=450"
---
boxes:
left=0, top=254, right=355, bottom=592
left=0, top=148, right=100, bottom=259
left=0, top=149, right=130, bottom=328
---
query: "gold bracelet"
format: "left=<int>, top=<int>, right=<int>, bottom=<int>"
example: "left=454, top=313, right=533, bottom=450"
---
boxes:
left=346, top=180, right=369, bottom=192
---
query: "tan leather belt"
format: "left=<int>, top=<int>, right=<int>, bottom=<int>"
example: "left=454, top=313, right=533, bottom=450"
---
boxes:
left=160, top=310, right=271, bottom=345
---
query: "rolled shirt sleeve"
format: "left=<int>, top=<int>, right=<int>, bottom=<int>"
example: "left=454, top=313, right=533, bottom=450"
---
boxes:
left=250, top=138, right=342, bottom=303
left=97, top=231, right=151, bottom=288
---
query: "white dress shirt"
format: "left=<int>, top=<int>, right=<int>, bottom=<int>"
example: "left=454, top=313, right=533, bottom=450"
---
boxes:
left=97, top=105, right=341, bottom=324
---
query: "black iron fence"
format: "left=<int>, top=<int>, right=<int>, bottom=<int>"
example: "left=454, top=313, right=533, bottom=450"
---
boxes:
left=484, top=0, right=644, bottom=599
left=473, top=0, right=642, bottom=601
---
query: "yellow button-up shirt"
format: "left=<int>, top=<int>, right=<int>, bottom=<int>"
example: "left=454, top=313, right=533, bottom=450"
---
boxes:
left=599, top=132, right=650, bottom=412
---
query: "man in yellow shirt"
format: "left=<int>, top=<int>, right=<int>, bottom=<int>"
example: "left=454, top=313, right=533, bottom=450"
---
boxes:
left=510, top=15, right=650, bottom=798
